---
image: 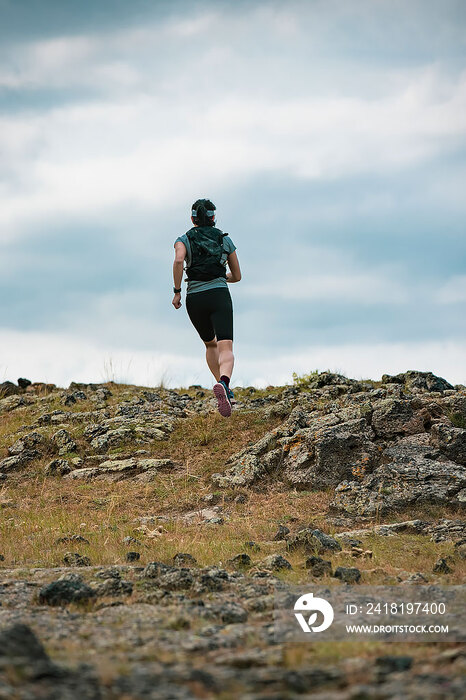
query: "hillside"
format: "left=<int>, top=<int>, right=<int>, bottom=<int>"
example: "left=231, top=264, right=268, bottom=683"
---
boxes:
left=0, top=370, right=465, bottom=699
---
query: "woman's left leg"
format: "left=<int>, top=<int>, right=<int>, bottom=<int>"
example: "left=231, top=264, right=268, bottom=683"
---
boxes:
left=204, top=337, right=220, bottom=381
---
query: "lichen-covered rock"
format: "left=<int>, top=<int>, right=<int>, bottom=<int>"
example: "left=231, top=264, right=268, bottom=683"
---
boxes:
left=64, top=458, right=174, bottom=481
left=52, top=429, right=77, bottom=456
left=305, top=556, right=332, bottom=577
left=173, top=553, right=198, bottom=567
left=0, top=453, right=35, bottom=472
left=0, top=394, right=31, bottom=413
left=63, top=552, right=91, bottom=567
left=334, top=566, right=361, bottom=583
left=286, top=528, right=342, bottom=554
left=332, top=447, right=466, bottom=516
left=260, top=554, right=292, bottom=571
left=38, top=579, right=96, bottom=605
left=284, top=418, right=379, bottom=489
left=8, top=431, right=46, bottom=456
left=430, top=423, right=466, bottom=465
left=371, top=398, right=426, bottom=437
left=381, top=370, right=453, bottom=393
left=45, top=458, right=72, bottom=476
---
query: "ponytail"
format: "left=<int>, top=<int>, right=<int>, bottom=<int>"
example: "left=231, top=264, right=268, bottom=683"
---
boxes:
left=191, top=198, right=216, bottom=227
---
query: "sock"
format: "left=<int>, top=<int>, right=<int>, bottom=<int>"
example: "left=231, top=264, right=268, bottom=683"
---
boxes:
left=220, top=375, right=230, bottom=387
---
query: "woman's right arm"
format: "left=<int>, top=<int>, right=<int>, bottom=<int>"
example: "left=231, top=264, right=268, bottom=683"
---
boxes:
left=226, top=251, right=241, bottom=283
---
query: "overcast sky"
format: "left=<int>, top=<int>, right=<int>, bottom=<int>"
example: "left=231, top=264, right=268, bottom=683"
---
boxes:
left=1, top=0, right=465, bottom=388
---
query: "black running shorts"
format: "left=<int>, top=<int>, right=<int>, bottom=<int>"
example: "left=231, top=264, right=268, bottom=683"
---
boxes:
left=185, top=287, right=233, bottom=342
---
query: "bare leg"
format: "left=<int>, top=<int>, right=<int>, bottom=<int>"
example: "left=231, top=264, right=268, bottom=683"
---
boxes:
left=204, top=337, right=220, bottom=381
left=217, top=339, right=234, bottom=379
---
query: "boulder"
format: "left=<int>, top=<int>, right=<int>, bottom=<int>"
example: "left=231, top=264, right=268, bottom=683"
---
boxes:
left=8, top=431, right=46, bottom=456
left=334, top=566, right=361, bottom=583
left=305, top=556, right=332, bottom=577
left=287, top=528, right=341, bottom=554
left=260, top=554, right=292, bottom=571
left=38, top=579, right=96, bottom=605
left=430, top=423, right=466, bottom=465
left=332, top=445, right=466, bottom=516
left=371, top=399, right=426, bottom=438
left=52, top=429, right=77, bottom=456
left=381, top=371, right=453, bottom=393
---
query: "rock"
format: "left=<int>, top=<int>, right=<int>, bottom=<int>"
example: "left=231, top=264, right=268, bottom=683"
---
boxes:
left=305, top=556, right=332, bottom=577
left=433, top=557, right=453, bottom=574
left=52, top=429, right=77, bottom=455
left=173, top=553, right=197, bottom=567
left=0, top=453, right=35, bottom=472
left=287, top=418, right=379, bottom=488
left=193, top=567, right=229, bottom=593
left=334, top=566, right=361, bottom=583
left=426, top=519, right=466, bottom=542
left=217, top=602, right=248, bottom=624
left=45, top=458, right=72, bottom=476
left=0, top=394, right=30, bottom=413
left=126, top=551, right=140, bottom=562
left=454, top=541, right=466, bottom=560
left=0, top=623, right=61, bottom=680
left=38, top=579, right=96, bottom=605
left=261, top=554, right=292, bottom=571
left=158, top=569, right=194, bottom=590
left=91, top=578, right=133, bottom=596
left=212, top=453, right=267, bottom=488
left=371, top=398, right=425, bottom=437
left=381, top=371, right=453, bottom=393
left=332, top=444, right=466, bottom=516
left=17, top=377, right=31, bottom=389
left=430, top=423, right=466, bottom=465
left=286, top=528, right=342, bottom=554
left=375, top=655, right=413, bottom=677
left=212, top=428, right=282, bottom=487
left=0, top=380, right=20, bottom=397
left=123, top=535, right=142, bottom=546
left=273, top=524, right=290, bottom=540
left=94, top=567, right=121, bottom=580
left=63, top=552, right=91, bottom=567
left=402, top=572, right=429, bottom=584
left=228, top=553, right=251, bottom=569
left=142, top=561, right=175, bottom=578
left=8, top=431, right=46, bottom=456
left=62, top=390, right=87, bottom=406
left=181, top=506, right=224, bottom=524
left=64, top=458, right=174, bottom=481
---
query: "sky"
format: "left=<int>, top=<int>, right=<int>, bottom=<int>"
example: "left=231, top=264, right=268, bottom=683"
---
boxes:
left=0, top=0, right=465, bottom=389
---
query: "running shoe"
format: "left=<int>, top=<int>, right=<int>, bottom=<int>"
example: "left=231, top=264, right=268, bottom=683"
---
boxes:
left=213, top=380, right=233, bottom=417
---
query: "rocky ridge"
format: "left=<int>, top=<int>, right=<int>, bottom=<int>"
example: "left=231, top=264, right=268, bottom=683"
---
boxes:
left=1, top=369, right=465, bottom=698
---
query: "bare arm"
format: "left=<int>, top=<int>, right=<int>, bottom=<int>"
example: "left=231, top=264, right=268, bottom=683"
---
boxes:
left=172, top=241, right=186, bottom=309
left=226, top=250, right=241, bottom=283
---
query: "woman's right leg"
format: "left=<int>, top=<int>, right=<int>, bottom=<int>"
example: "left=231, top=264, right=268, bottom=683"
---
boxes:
left=217, top=339, right=234, bottom=379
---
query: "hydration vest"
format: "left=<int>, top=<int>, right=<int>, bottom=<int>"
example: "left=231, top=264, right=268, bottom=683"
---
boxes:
left=185, top=226, right=229, bottom=281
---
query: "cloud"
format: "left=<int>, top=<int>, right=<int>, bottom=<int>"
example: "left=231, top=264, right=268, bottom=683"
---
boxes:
left=435, top=275, right=466, bottom=304
left=1, top=328, right=464, bottom=388
left=0, top=0, right=465, bottom=384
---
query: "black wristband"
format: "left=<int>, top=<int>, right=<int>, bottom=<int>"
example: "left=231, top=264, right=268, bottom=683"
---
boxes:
left=173, top=287, right=182, bottom=294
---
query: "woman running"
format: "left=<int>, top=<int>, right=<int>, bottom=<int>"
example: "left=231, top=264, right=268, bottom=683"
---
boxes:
left=172, top=198, right=241, bottom=417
